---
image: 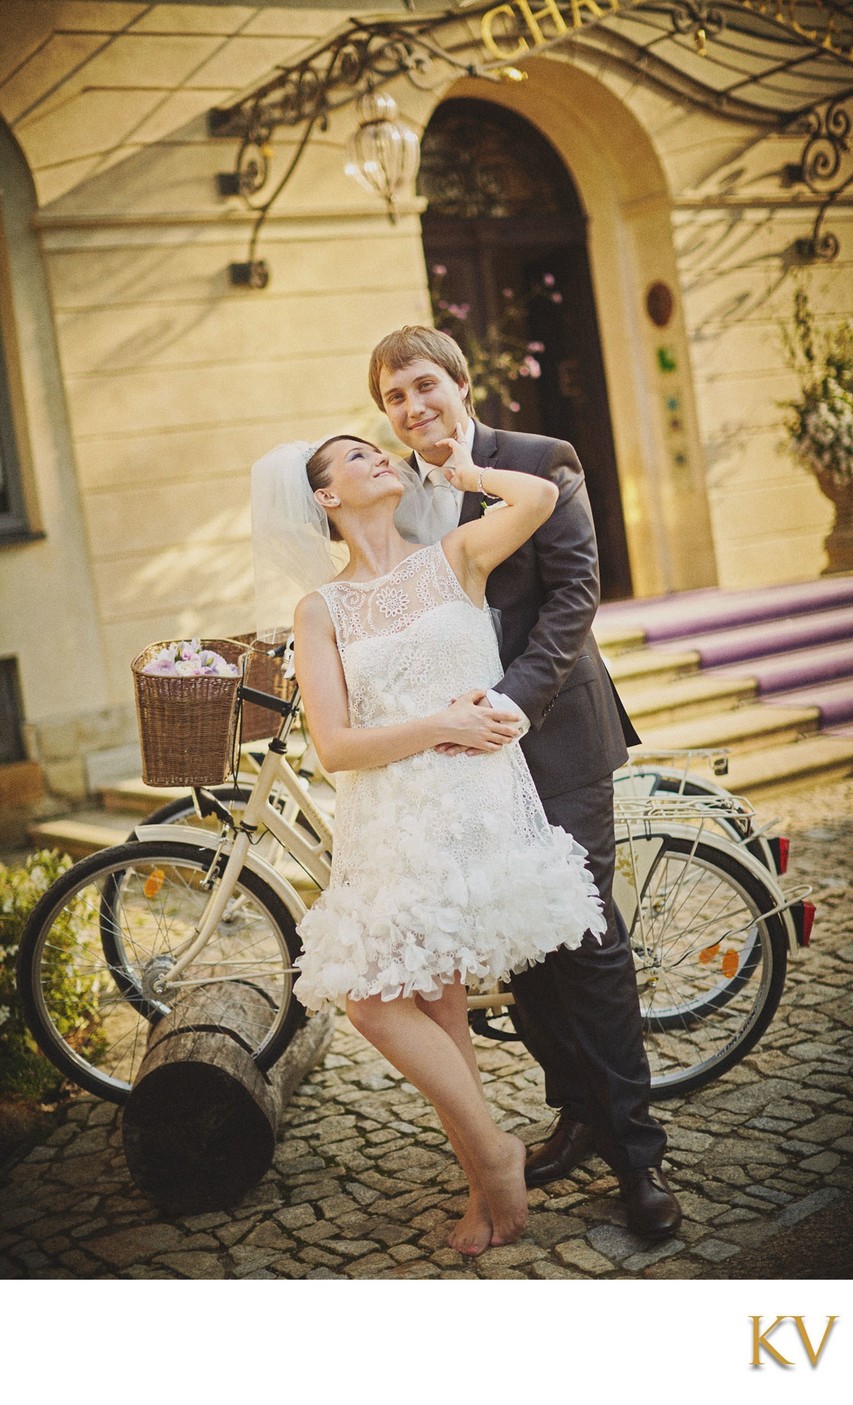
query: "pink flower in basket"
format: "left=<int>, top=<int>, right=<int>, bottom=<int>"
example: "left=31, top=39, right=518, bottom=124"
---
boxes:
left=142, top=638, right=239, bottom=677
left=144, top=657, right=180, bottom=676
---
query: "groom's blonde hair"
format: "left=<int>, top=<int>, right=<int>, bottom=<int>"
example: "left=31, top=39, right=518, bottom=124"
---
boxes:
left=368, top=326, right=473, bottom=413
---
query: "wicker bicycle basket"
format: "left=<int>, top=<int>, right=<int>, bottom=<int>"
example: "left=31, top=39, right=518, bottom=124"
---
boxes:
left=132, top=638, right=249, bottom=787
left=234, top=634, right=299, bottom=744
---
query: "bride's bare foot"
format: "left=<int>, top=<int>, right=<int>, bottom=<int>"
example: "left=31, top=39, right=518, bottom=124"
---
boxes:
left=481, top=1133, right=528, bottom=1247
left=448, top=1189, right=492, bottom=1257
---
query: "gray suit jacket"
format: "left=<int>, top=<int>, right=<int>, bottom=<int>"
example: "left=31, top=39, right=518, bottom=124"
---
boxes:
left=457, top=421, right=639, bottom=798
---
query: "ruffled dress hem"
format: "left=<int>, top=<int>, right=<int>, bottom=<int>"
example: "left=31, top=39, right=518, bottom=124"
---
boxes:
left=294, top=824, right=605, bottom=1014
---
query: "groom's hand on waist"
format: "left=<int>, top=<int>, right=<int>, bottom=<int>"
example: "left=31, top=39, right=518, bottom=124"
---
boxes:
left=434, top=689, right=526, bottom=756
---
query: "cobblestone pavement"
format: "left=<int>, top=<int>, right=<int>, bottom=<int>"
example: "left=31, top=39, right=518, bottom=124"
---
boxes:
left=2, top=776, right=851, bottom=1281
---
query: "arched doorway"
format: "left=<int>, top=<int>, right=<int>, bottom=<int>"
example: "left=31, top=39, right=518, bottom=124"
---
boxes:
left=418, top=98, right=632, bottom=600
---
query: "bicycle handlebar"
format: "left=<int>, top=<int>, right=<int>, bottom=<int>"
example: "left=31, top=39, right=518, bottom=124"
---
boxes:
left=238, top=684, right=295, bottom=716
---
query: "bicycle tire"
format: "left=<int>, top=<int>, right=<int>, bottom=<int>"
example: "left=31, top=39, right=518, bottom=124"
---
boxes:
left=17, top=839, right=306, bottom=1104
left=635, top=834, right=788, bottom=1099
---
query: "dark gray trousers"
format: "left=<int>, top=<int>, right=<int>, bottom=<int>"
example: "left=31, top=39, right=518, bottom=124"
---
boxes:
left=508, top=774, right=667, bottom=1174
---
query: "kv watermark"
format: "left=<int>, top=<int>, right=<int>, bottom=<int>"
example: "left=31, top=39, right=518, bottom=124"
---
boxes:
left=750, top=1316, right=839, bottom=1368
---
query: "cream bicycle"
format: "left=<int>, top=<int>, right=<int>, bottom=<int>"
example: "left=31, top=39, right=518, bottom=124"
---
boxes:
left=17, top=647, right=812, bottom=1105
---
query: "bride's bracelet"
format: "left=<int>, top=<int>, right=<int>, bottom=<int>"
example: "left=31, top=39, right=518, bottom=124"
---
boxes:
left=476, top=468, right=487, bottom=497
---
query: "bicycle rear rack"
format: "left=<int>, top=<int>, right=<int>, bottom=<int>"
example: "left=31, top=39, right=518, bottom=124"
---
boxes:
left=614, top=794, right=755, bottom=825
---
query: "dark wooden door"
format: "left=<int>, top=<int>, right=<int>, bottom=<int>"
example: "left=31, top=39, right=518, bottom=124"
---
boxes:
left=419, top=100, right=632, bottom=600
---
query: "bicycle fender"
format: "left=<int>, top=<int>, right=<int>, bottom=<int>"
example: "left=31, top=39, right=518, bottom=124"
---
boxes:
left=621, top=820, right=799, bottom=955
left=132, top=822, right=308, bottom=920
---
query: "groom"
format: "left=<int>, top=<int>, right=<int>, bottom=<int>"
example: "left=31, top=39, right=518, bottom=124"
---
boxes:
left=368, top=325, right=681, bottom=1239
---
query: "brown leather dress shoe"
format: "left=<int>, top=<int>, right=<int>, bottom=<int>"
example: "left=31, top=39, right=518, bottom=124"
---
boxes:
left=618, top=1166, right=682, bottom=1239
left=524, top=1114, right=596, bottom=1188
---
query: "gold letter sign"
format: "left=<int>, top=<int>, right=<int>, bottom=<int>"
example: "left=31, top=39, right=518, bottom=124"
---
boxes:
left=480, top=0, right=852, bottom=63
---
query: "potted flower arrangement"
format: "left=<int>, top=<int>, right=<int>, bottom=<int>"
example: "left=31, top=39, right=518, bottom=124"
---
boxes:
left=781, top=288, right=853, bottom=573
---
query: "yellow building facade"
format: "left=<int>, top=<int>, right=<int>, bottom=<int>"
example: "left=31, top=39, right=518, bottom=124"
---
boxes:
left=0, top=1, right=850, bottom=805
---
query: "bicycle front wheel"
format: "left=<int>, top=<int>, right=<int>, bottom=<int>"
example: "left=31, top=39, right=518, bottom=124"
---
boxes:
left=634, top=835, right=789, bottom=1099
left=17, top=840, right=306, bottom=1104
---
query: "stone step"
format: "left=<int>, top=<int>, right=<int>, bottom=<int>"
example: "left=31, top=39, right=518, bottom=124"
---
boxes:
left=26, top=810, right=139, bottom=860
left=604, top=646, right=700, bottom=686
left=618, top=671, right=756, bottom=726
left=634, top=701, right=820, bottom=756
left=592, top=621, right=646, bottom=654
left=704, top=734, right=853, bottom=800
left=101, top=779, right=187, bottom=814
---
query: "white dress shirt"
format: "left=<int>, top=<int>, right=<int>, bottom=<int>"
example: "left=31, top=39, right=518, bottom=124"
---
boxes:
left=416, top=419, right=530, bottom=740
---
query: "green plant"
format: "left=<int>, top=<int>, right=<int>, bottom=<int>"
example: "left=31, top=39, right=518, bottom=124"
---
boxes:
left=0, top=850, right=104, bottom=1100
left=428, top=265, right=561, bottom=413
left=781, top=287, right=853, bottom=487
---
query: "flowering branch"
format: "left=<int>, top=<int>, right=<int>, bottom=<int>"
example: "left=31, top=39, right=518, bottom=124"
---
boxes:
left=428, top=266, right=561, bottom=415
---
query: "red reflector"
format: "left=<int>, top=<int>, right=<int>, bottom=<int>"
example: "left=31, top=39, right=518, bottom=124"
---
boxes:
left=792, top=900, right=816, bottom=947
left=776, top=836, right=790, bottom=874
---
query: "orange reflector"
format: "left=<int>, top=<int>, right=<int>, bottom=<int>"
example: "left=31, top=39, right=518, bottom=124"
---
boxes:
left=698, top=943, right=720, bottom=964
left=143, top=868, right=165, bottom=898
left=721, top=950, right=739, bottom=979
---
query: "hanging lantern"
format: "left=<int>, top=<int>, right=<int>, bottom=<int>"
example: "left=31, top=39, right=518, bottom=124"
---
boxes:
left=344, top=90, right=420, bottom=220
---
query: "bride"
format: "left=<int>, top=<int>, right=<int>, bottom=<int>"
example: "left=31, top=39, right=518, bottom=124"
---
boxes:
left=261, top=428, right=605, bottom=1256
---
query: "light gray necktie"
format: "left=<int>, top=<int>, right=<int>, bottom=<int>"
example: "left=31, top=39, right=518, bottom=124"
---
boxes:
left=425, top=467, right=461, bottom=537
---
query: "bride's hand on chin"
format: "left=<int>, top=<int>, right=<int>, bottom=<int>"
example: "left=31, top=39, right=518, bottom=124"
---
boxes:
left=435, top=424, right=478, bottom=493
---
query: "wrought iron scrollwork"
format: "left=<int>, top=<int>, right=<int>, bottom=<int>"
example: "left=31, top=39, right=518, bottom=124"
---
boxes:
left=786, top=97, right=853, bottom=262
left=208, top=20, right=484, bottom=285
left=207, top=6, right=853, bottom=282
left=670, top=1, right=725, bottom=56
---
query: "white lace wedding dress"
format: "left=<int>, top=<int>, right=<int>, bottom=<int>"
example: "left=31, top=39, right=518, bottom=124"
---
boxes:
left=293, top=541, right=605, bottom=1012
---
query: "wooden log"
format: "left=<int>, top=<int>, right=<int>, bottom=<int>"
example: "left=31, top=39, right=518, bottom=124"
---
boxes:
left=121, top=981, right=334, bottom=1213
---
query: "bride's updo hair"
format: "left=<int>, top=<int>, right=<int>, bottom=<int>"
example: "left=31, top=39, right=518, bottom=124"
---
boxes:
left=306, top=435, right=378, bottom=542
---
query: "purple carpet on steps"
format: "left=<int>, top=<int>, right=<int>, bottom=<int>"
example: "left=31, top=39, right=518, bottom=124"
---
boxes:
left=761, top=679, right=853, bottom=727
left=598, top=576, right=853, bottom=739
left=711, top=641, right=853, bottom=693
left=598, top=576, right=853, bottom=642
left=655, top=606, right=853, bottom=667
